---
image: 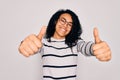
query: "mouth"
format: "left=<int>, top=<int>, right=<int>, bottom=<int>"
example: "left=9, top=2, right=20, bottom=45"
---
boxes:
left=61, top=28, right=66, bottom=32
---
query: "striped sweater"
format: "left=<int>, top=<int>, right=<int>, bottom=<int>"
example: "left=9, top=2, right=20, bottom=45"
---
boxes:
left=39, top=37, right=94, bottom=80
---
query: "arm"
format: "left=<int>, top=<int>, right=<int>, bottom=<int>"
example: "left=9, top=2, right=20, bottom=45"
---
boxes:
left=77, top=40, right=94, bottom=56
left=77, top=28, right=111, bottom=62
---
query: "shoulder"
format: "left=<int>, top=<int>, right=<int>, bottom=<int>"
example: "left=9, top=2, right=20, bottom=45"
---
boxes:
left=77, top=39, right=85, bottom=43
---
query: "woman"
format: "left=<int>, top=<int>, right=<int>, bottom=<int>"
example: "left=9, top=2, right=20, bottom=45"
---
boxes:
left=18, top=9, right=111, bottom=80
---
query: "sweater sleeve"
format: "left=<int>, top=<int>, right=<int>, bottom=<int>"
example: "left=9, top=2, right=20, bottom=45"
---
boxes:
left=77, top=40, right=94, bottom=56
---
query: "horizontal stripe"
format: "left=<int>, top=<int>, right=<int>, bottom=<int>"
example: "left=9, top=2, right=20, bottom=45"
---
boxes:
left=43, top=43, right=69, bottom=50
left=50, top=40, right=65, bottom=42
left=42, top=56, right=77, bottom=66
left=42, top=54, right=77, bottom=58
left=43, top=66, right=76, bottom=78
left=43, top=65, right=77, bottom=68
left=43, top=75, right=76, bottom=79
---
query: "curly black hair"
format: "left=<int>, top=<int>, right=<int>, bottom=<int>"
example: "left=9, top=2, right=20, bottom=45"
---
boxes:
left=45, top=9, right=82, bottom=47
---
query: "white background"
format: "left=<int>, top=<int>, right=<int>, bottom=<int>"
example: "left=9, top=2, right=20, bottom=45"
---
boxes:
left=0, top=0, right=119, bottom=80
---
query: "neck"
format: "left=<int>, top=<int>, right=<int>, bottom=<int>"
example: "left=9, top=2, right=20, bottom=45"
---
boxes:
left=53, top=34, right=65, bottom=40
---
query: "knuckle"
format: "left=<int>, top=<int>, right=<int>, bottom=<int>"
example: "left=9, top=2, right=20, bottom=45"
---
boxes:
left=29, top=34, right=36, bottom=39
left=102, top=41, right=107, bottom=45
left=34, top=47, right=39, bottom=52
left=39, top=43, right=43, bottom=48
left=24, top=54, right=30, bottom=57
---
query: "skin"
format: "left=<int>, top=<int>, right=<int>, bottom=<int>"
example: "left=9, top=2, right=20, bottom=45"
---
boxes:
left=53, top=13, right=72, bottom=39
left=93, top=28, right=111, bottom=61
left=18, top=13, right=111, bottom=61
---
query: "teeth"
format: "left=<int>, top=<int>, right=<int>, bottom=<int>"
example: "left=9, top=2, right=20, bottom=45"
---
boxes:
left=61, top=28, right=66, bottom=32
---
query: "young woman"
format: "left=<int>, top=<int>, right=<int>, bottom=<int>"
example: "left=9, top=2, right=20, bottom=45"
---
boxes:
left=18, top=9, right=111, bottom=80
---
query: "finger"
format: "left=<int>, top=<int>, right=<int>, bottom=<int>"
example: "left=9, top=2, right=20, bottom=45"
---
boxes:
left=28, top=34, right=42, bottom=48
left=19, top=46, right=30, bottom=57
left=37, top=26, right=46, bottom=40
left=21, top=39, right=35, bottom=55
left=93, top=47, right=105, bottom=55
left=93, top=27, right=101, bottom=43
left=92, top=43, right=103, bottom=51
left=96, top=50, right=111, bottom=59
left=97, top=57, right=108, bottom=62
left=94, top=47, right=109, bottom=56
left=28, top=40, right=39, bottom=53
left=93, top=41, right=108, bottom=50
left=22, top=44, right=34, bottom=55
left=96, top=56, right=111, bottom=62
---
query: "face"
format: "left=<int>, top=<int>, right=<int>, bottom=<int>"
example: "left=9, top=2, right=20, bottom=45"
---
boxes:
left=53, top=13, right=73, bottom=39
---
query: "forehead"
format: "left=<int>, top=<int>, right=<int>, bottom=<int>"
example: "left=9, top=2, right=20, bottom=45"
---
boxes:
left=59, top=13, right=72, bottom=22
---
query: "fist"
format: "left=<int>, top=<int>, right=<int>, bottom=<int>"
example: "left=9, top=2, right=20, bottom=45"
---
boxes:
left=92, top=28, right=112, bottom=61
left=18, top=26, right=46, bottom=57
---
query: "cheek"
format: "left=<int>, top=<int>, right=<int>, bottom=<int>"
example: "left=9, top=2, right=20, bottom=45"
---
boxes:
left=67, top=28, right=72, bottom=34
left=55, top=25, right=60, bottom=32
left=55, top=23, right=60, bottom=30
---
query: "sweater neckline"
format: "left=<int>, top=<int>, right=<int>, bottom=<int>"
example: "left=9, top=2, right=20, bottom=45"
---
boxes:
left=51, top=37, right=65, bottom=42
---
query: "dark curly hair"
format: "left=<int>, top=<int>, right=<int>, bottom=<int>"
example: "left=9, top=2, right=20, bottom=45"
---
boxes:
left=45, top=9, right=82, bottom=47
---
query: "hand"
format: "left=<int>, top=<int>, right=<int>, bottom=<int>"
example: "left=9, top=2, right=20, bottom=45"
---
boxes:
left=92, top=27, right=111, bottom=61
left=18, top=26, right=46, bottom=57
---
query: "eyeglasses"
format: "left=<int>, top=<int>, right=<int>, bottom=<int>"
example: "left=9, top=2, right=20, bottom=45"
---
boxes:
left=58, top=17, right=73, bottom=28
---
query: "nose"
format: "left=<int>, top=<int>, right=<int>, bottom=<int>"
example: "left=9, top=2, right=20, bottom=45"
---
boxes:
left=63, top=22, right=68, bottom=28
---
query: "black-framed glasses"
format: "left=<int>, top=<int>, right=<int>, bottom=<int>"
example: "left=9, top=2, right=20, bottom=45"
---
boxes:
left=58, top=17, right=73, bottom=28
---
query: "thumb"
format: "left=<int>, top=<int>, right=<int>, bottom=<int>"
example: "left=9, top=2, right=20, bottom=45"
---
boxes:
left=93, top=27, right=101, bottom=43
left=37, top=26, right=46, bottom=40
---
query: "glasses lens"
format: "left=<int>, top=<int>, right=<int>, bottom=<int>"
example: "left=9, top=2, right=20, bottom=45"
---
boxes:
left=60, top=18, right=66, bottom=25
left=59, top=17, right=73, bottom=28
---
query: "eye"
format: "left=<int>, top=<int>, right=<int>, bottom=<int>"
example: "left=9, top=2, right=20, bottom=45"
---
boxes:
left=60, top=18, right=66, bottom=24
left=68, top=23, right=73, bottom=27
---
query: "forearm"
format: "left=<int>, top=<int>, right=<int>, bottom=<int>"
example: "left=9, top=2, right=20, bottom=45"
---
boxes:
left=77, top=40, right=94, bottom=56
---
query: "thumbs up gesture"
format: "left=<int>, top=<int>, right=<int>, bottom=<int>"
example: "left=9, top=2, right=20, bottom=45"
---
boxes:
left=93, top=28, right=111, bottom=61
left=18, top=26, right=46, bottom=57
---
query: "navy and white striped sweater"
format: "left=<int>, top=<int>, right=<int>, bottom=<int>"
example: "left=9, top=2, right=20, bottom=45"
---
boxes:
left=39, top=37, right=94, bottom=80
